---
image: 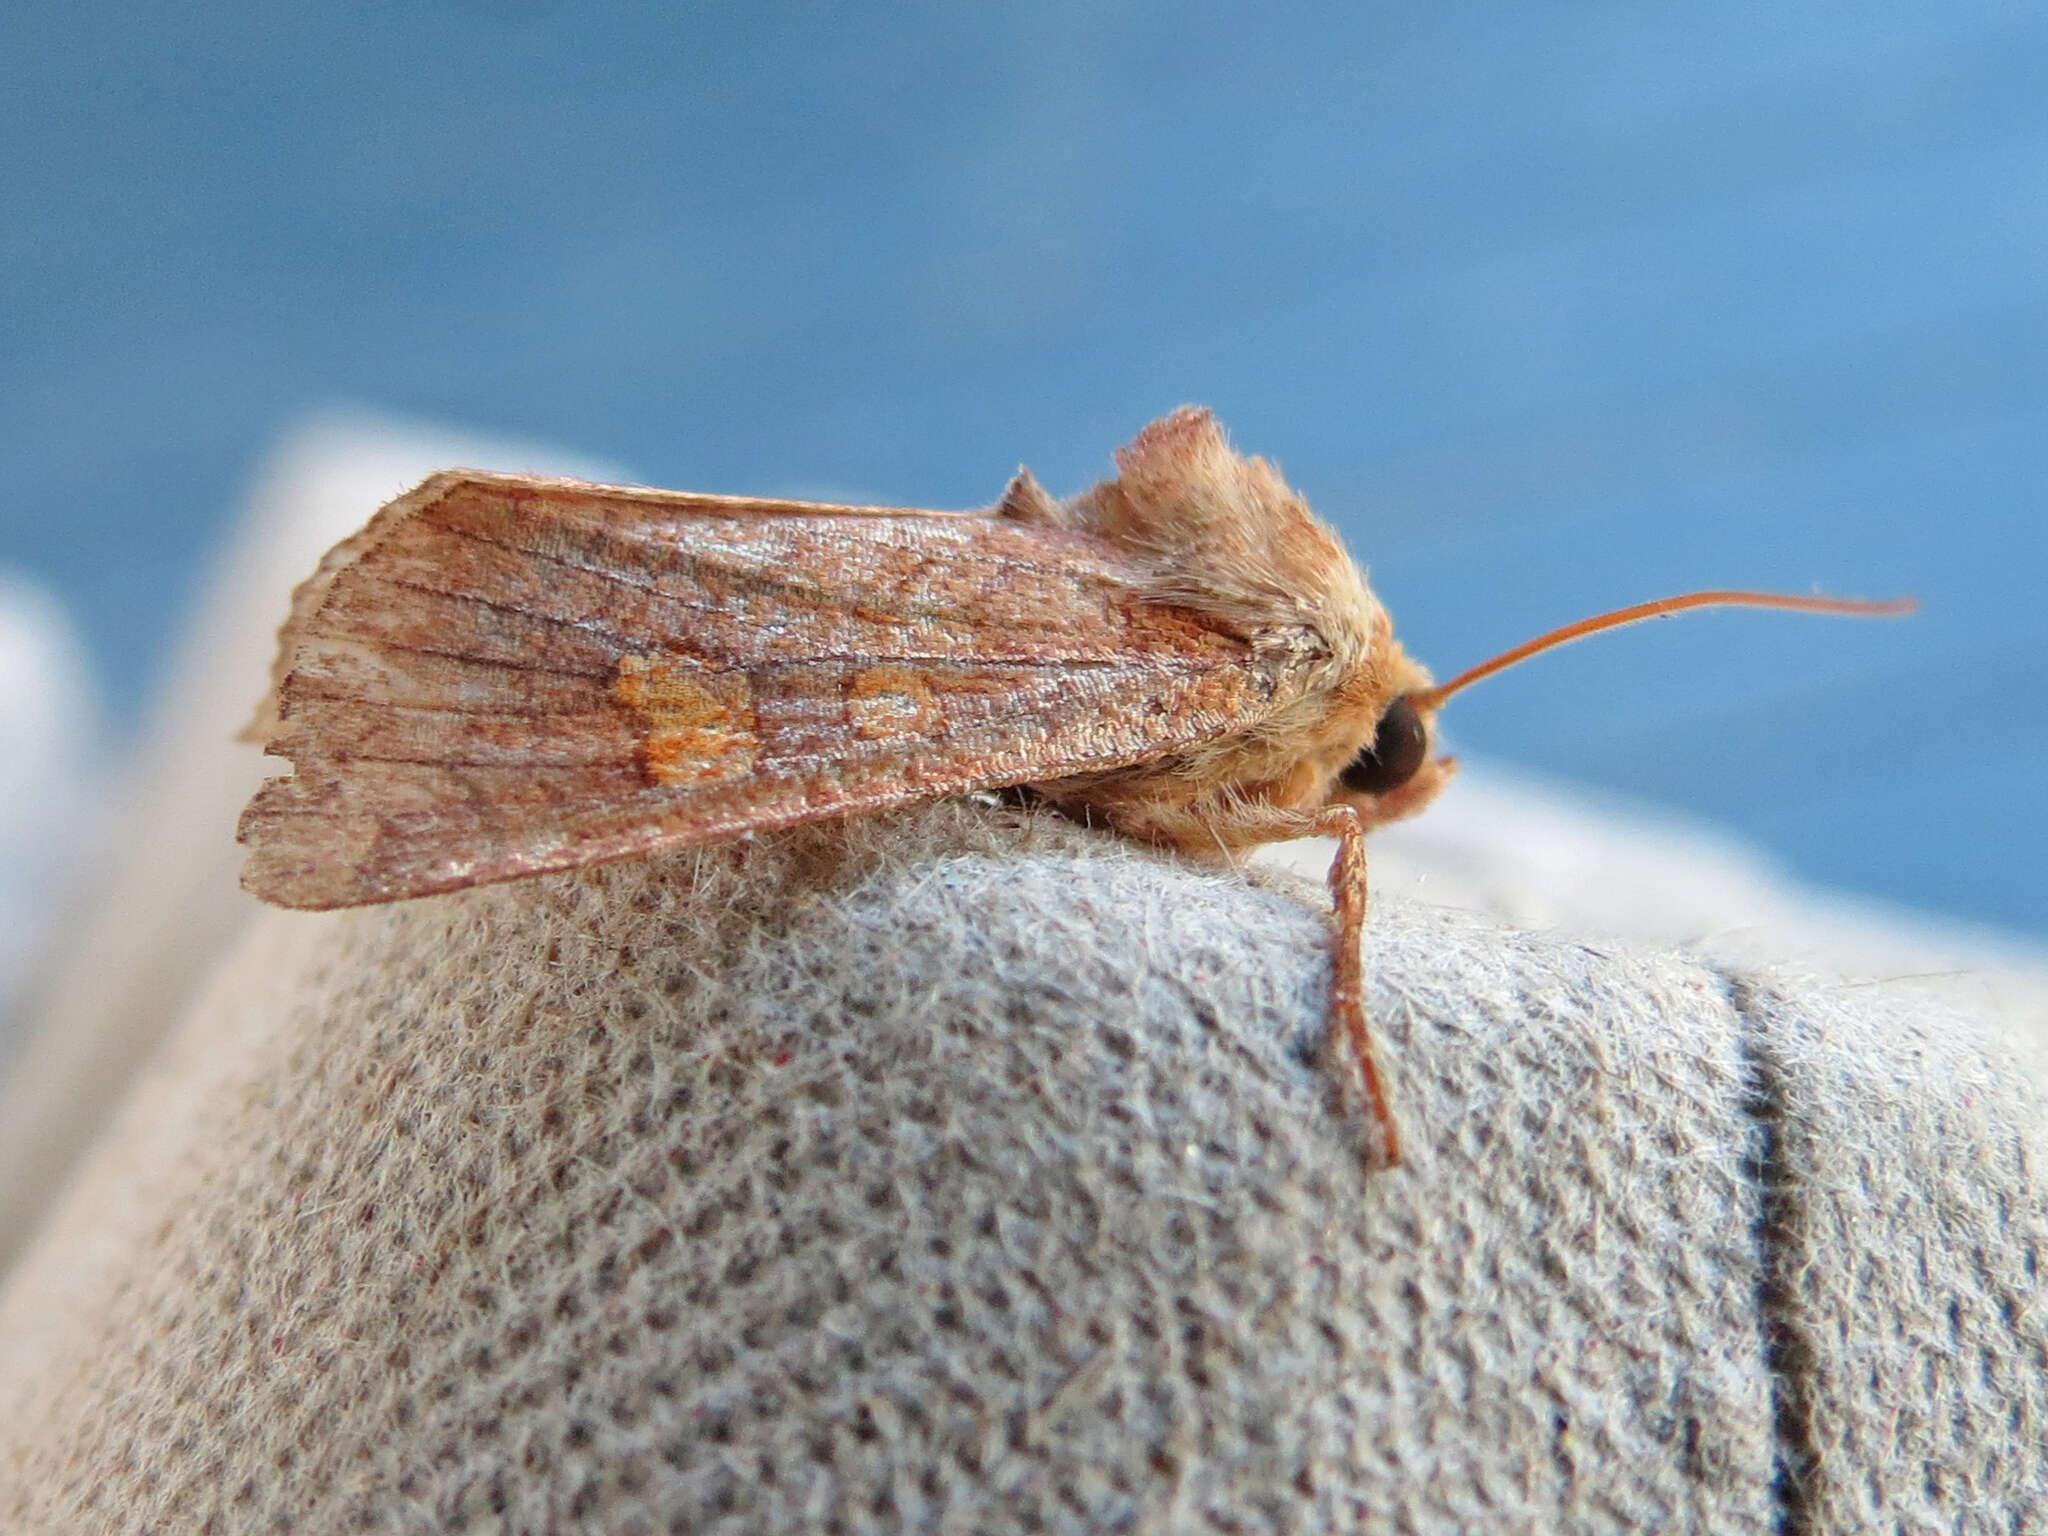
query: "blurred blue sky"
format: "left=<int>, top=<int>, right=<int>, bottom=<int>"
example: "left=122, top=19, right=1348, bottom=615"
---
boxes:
left=4, top=2, right=2044, bottom=933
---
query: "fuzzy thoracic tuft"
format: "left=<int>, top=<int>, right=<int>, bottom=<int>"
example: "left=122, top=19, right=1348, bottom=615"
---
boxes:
left=1070, top=407, right=1379, bottom=675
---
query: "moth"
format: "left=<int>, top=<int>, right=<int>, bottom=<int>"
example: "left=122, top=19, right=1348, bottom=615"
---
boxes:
left=239, top=408, right=1907, bottom=1167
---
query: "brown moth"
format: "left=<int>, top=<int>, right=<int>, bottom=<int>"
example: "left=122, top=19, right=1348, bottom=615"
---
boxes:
left=239, top=407, right=1908, bottom=1168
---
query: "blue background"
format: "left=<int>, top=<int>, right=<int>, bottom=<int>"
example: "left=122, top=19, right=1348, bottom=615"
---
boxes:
left=5, top=3, right=2044, bottom=934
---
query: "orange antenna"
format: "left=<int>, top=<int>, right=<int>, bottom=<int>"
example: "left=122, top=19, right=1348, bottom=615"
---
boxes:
left=1409, top=589, right=1916, bottom=712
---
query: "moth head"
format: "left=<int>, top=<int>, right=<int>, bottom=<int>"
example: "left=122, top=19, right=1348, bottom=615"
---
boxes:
left=1331, top=689, right=1456, bottom=827
left=1322, top=636, right=1456, bottom=829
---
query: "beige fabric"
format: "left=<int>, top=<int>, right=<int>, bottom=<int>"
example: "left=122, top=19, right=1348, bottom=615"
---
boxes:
left=3, top=800, right=2042, bottom=1532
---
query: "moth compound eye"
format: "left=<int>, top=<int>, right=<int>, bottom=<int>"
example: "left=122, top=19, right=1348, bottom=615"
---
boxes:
left=1340, top=695, right=1428, bottom=795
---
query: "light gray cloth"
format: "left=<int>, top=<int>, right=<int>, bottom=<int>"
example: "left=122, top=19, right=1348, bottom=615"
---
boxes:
left=2, top=800, right=2041, bottom=1533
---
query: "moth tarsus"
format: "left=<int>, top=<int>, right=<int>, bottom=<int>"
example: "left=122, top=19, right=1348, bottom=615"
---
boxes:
left=239, top=408, right=1911, bottom=1172
left=1315, top=804, right=1400, bottom=1170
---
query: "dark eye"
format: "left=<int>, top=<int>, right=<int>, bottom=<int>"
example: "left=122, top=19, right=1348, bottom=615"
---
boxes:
left=1340, top=695, right=1428, bottom=795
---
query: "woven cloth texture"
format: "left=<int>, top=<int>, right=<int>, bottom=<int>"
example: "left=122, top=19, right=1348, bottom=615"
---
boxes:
left=1, top=801, right=2043, bottom=1533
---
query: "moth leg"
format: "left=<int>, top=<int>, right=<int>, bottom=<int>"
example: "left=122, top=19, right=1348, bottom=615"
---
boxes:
left=1309, top=805, right=1402, bottom=1171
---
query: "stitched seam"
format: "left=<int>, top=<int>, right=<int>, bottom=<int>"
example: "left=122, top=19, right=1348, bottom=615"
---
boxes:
left=1715, top=965, right=1819, bottom=1536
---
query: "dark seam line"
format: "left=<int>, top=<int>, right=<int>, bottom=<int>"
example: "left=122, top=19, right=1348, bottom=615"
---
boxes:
left=1712, top=964, right=1818, bottom=1536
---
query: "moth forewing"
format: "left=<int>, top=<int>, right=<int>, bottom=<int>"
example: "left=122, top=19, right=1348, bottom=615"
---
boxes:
left=238, top=465, right=1304, bottom=911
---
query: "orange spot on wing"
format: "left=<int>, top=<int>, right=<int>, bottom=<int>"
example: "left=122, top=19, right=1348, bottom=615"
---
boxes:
left=848, top=664, right=943, bottom=741
left=613, top=655, right=759, bottom=786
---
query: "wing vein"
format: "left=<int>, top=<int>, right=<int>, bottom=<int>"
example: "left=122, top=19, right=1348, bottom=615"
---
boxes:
left=290, top=639, right=612, bottom=682
left=425, top=502, right=1137, bottom=617
left=344, top=573, right=646, bottom=654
